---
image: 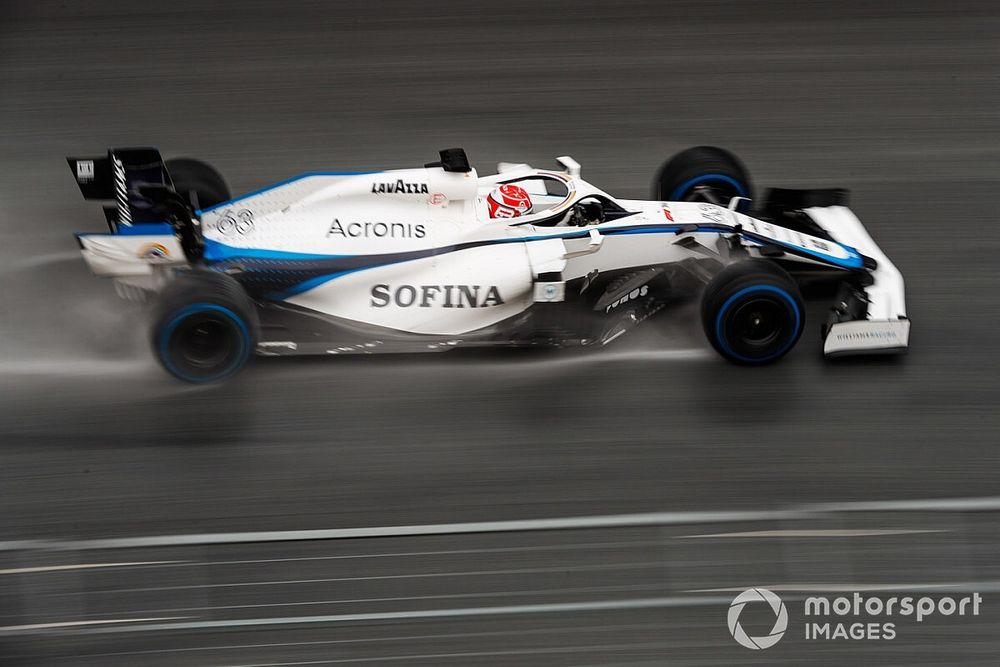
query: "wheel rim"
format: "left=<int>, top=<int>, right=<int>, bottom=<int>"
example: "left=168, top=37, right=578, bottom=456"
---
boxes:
left=173, top=315, right=238, bottom=368
left=160, top=304, right=250, bottom=382
left=729, top=298, right=785, bottom=347
left=715, top=286, right=801, bottom=363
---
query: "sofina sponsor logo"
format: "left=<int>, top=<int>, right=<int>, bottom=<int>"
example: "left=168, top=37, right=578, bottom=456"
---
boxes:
left=370, top=284, right=504, bottom=308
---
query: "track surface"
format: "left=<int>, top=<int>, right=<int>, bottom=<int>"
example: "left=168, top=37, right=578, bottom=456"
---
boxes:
left=1, top=0, right=999, bottom=663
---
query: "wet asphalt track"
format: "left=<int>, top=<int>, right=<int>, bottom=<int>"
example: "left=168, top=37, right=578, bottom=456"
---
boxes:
left=1, top=0, right=1000, bottom=663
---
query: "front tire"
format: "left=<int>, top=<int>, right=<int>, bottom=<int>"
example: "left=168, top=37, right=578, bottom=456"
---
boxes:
left=701, top=260, right=804, bottom=365
left=654, top=146, right=753, bottom=209
left=151, top=271, right=257, bottom=382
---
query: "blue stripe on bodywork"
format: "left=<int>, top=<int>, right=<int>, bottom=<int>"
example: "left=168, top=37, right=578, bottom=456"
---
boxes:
left=203, top=238, right=353, bottom=262
left=773, top=239, right=863, bottom=268
left=213, top=223, right=861, bottom=300
left=526, top=225, right=861, bottom=267
left=74, top=219, right=860, bottom=292
left=207, top=225, right=682, bottom=274
left=115, top=222, right=174, bottom=236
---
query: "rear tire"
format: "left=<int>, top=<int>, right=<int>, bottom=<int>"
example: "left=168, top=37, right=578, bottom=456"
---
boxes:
left=165, top=158, right=231, bottom=210
left=701, top=260, right=804, bottom=365
left=151, top=271, right=257, bottom=382
left=654, top=146, right=753, bottom=210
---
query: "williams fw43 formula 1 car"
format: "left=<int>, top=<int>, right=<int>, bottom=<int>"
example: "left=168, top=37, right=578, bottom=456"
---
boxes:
left=69, top=146, right=909, bottom=382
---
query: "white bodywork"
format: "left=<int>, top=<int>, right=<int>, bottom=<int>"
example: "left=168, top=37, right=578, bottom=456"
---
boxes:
left=76, top=158, right=909, bottom=357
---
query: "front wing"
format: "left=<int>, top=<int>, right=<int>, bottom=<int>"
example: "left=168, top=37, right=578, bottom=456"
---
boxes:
left=806, top=206, right=910, bottom=356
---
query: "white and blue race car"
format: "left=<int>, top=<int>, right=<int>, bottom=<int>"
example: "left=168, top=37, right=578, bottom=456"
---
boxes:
left=69, top=146, right=909, bottom=382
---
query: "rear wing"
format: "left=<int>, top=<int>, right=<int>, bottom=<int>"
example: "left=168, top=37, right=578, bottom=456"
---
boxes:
left=67, top=148, right=172, bottom=231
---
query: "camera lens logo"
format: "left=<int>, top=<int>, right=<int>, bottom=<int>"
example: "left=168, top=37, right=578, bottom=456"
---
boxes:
left=728, top=588, right=788, bottom=650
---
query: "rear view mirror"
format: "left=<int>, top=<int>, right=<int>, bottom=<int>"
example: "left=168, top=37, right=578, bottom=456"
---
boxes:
left=556, top=155, right=581, bottom=177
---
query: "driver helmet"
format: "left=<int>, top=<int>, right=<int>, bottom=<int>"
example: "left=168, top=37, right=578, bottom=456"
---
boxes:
left=486, top=183, right=533, bottom=219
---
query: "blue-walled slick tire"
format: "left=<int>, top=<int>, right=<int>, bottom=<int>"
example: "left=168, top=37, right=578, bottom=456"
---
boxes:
left=654, top=146, right=753, bottom=211
left=701, top=260, right=804, bottom=365
left=151, top=271, right=258, bottom=382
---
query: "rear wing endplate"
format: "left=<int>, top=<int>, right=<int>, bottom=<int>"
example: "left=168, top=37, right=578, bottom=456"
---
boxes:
left=67, top=148, right=172, bottom=230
